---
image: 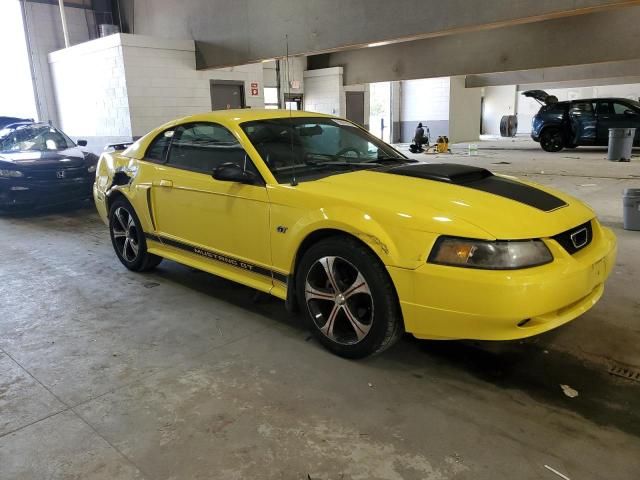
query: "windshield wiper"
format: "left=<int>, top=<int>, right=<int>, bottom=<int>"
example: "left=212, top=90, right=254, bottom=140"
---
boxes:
left=308, top=161, right=373, bottom=170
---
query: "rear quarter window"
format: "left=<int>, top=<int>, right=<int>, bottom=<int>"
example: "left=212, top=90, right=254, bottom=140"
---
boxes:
left=541, top=103, right=568, bottom=115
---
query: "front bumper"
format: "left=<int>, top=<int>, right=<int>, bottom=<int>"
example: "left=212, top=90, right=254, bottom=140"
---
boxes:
left=93, top=183, right=109, bottom=225
left=0, top=177, right=94, bottom=208
left=388, top=221, right=617, bottom=340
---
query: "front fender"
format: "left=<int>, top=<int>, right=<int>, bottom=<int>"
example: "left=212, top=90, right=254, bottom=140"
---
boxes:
left=94, top=152, right=141, bottom=223
left=273, top=203, right=435, bottom=275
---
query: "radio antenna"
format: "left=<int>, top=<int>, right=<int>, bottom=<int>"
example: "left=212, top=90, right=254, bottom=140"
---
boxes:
left=285, top=34, right=298, bottom=186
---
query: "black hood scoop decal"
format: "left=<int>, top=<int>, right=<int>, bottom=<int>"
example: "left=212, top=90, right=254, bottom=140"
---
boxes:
left=384, top=163, right=567, bottom=212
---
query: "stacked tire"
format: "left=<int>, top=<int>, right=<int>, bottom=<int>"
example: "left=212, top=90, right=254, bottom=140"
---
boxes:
left=500, top=115, right=518, bottom=137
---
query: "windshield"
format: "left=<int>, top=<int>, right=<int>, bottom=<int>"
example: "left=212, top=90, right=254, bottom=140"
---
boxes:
left=0, top=124, right=75, bottom=153
left=241, top=117, right=412, bottom=183
left=628, top=99, right=640, bottom=110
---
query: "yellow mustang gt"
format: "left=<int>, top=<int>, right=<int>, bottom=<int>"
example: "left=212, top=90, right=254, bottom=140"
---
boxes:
left=94, top=110, right=616, bottom=358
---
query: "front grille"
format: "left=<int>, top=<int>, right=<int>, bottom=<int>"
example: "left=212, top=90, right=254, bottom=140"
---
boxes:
left=25, top=167, right=88, bottom=181
left=552, top=221, right=593, bottom=254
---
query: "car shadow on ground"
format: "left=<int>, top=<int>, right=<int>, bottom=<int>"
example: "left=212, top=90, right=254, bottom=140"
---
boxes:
left=5, top=204, right=637, bottom=440
left=0, top=200, right=95, bottom=219
left=149, top=261, right=640, bottom=440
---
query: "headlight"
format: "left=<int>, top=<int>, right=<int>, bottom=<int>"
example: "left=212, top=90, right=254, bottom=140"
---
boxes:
left=428, top=236, right=553, bottom=270
left=0, top=169, right=24, bottom=178
left=87, top=165, right=97, bottom=173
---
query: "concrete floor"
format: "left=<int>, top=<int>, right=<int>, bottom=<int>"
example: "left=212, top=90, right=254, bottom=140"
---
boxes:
left=1, top=139, right=640, bottom=479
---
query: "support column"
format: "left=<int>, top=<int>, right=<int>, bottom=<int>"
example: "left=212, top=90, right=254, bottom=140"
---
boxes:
left=58, top=0, right=70, bottom=48
left=449, top=76, right=482, bottom=143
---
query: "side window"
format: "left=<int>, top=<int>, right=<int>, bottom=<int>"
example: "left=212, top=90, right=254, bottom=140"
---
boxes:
left=145, top=130, right=173, bottom=162
left=570, top=101, right=594, bottom=114
left=612, top=102, right=636, bottom=115
left=596, top=102, right=610, bottom=115
left=167, top=122, right=257, bottom=175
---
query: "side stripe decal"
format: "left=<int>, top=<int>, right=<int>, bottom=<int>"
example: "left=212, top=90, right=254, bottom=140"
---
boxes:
left=145, top=233, right=288, bottom=284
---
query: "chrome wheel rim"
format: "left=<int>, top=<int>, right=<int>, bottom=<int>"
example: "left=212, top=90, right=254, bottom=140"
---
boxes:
left=111, top=207, right=140, bottom=263
left=305, top=256, right=373, bottom=345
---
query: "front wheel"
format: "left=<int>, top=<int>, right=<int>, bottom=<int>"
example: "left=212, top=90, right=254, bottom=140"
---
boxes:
left=109, top=198, right=162, bottom=272
left=296, top=236, right=403, bottom=358
left=540, top=128, right=565, bottom=152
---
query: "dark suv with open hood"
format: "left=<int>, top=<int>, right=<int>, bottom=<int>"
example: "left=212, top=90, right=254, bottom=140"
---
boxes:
left=524, top=90, right=640, bottom=152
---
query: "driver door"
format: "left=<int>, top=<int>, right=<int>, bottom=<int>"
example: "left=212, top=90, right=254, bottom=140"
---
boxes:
left=568, top=101, right=597, bottom=145
left=597, top=100, right=640, bottom=145
left=149, top=122, right=272, bottom=289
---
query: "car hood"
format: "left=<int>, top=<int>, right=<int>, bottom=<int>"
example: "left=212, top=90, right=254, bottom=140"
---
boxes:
left=296, top=164, right=594, bottom=239
left=0, top=147, right=89, bottom=169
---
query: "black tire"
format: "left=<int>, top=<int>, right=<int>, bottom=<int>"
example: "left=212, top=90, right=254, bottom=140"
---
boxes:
left=540, top=128, right=565, bottom=152
left=296, top=236, right=403, bottom=359
left=108, top=198, right=162, bottom=272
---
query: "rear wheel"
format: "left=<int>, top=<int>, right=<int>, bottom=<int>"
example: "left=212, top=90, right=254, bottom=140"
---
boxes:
left=296, top=236, right=403, bottom=358
left=109, top=198, right=162, bottom=272
left=540, top=128, right=565, bottom=152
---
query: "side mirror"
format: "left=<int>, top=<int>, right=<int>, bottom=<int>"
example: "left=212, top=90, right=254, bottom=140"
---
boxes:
left=77, top=139, right=88, bottom=146
left=624, top=109, right=637, bottom=116
left=212, top=162, right=257, bottom=184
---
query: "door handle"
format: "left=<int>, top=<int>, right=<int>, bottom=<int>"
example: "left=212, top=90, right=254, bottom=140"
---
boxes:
left=159, top=179, right=173, bottom=188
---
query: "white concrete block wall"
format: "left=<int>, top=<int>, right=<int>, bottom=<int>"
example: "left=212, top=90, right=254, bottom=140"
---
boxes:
left=449, top=76, right=481, bottom=143
left=303, top=67, right=344, bottom=116
left=263, top=61, right=278, bottom=87
left=120, top=34, right=264, bottom=137
left=400, top=77, right=450, bottom=122
left=391, top=81, right=401, bottom=141
left=515, top=92, right=542, bottom=135
left=481, top=85, right=517, bottom=136
left=48, top=35, right=132, bottom=152
left=399, top=77, right=450, bottom=141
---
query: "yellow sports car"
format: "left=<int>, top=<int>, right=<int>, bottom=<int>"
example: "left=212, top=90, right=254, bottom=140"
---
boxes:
left=94, top=110, right=616, bottom=358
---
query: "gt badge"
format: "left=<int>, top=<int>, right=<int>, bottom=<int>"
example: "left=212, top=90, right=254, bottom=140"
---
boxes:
left=56, top=170, right=66, bottom=179
left=276, top=226, right=288, bottom=234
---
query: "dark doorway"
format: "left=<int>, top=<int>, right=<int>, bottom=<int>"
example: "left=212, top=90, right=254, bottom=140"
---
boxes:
left=346, top=91, right=365, bottom=127
left=210, top=80, right=245, bottom=110
left=284, top=94, right=303, bottom=111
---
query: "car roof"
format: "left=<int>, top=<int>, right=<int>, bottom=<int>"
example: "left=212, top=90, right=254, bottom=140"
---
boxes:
left=570, top=97, right=636, bottom=103
left=169, top=109, right=335, bottom=125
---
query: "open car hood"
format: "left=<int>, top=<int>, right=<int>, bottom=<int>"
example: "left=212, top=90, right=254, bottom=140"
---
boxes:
left=0, top=117, right=33, bottom=129
left=521, top=90, right=558, bottom=105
